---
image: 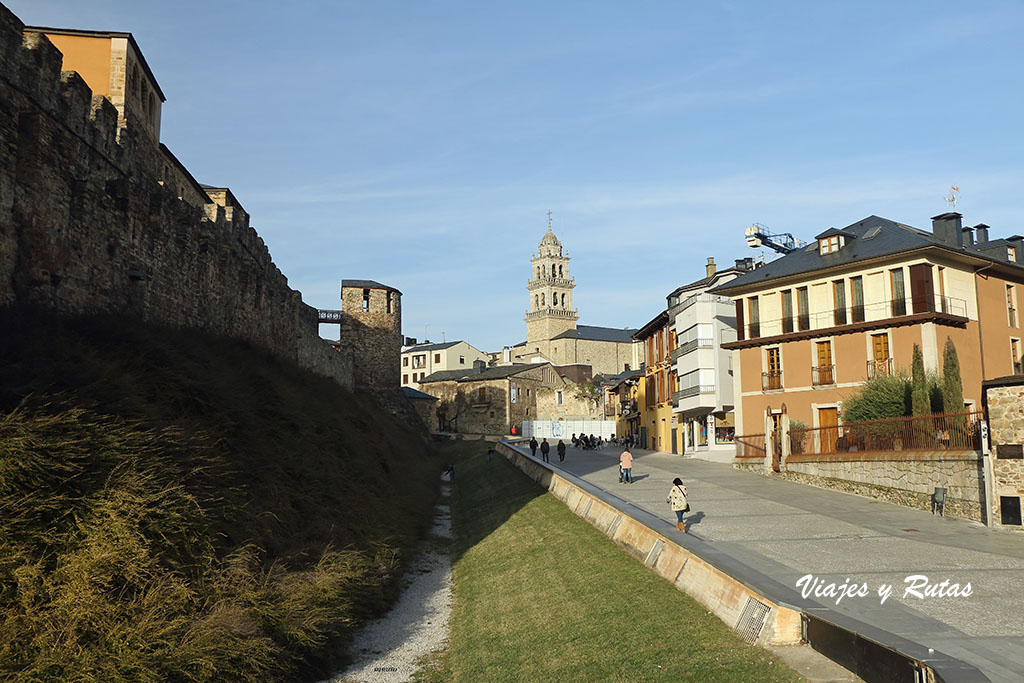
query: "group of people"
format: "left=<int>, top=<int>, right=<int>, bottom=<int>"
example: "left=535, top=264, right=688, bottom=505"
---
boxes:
left=524, top=438, right=691, bottom=533
left=571, top=433, right=602, bottom=449
left=528, top=437, right=566, bottom=463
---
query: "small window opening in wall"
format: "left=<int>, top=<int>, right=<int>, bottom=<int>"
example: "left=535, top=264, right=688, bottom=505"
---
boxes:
left=1000, top=496, right=1022, bottom=525
left=556, top=390, right=563, bottom=405
left=386, top=291, right=392, bottom=313
left=362, top=289, right=370, bottom=312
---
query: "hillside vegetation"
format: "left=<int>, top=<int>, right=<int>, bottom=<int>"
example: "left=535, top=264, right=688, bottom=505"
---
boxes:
left=0, top=307, right=439, bottom=682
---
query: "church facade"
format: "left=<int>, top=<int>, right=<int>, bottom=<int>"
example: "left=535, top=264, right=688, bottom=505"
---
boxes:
left=511, top=222, right=637, bottom=377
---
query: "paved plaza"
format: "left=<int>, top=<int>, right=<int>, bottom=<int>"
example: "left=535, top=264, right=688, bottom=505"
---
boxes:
left=548, top=443, right=1024, bottom=682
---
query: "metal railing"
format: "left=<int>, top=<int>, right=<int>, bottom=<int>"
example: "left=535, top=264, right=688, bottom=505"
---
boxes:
left=674, top=385, right=716, bottom=401
left=672, top=337, right=714, bottom=360
left=736, top=433, right=766, bottom=458
left=867, top=357, right=894, bottom=379
left=789, top=410, right=984, bottom=456
left=677, top=293, right=733, bottom=313
left=812, top=365, right=835, bottom=386
left=741, top=296, right=967, bottom=340
left=762, top=371, right=782, bottom=391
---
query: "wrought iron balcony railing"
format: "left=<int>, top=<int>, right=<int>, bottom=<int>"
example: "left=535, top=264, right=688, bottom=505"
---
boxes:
left=812, top=364, right=835, bottom=386
left=762, top=371, right=783, bottom=391
left=867, top=357, right=894, bottom=379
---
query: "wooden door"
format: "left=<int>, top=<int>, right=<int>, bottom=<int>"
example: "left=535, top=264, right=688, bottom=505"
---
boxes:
left=910, top=264, right=935, bottom=313
left=818, top=407, right=839, bottom=454
left=815, top=341, right=833, bottom=385
left=871, top=333, right=890, bottom=376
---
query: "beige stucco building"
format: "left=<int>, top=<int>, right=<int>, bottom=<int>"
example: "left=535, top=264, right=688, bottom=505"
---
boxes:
left=401, top=340, right=488, bottom=389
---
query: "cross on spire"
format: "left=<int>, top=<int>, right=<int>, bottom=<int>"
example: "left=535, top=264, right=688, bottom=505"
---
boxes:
left=547, top=210, right=552, bottom=230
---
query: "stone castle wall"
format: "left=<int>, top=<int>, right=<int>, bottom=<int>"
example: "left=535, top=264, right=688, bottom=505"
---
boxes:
left=341, top=286, right=401, bottom=388
left=986, top=381, right=1024, bottom=526
left=0, top=5, right=353, bottom=388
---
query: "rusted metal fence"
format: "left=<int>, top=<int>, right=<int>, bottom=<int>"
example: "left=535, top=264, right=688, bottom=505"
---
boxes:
left=789, top=410, right=984, bottom=456
left=736, top=433, right=766, bottom=459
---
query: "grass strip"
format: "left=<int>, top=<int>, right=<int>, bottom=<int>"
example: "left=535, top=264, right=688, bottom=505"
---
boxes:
left=419, top=440, right=801, bottom=682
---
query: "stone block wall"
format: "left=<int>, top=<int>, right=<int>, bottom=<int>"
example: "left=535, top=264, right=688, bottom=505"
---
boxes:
left=341, top=286, right=401, bottom=388
left=535, top=384, right=602, bottom=421
left=0, top=5, right=352, bottom=388
left=986, top=381, right=1024, bottom=526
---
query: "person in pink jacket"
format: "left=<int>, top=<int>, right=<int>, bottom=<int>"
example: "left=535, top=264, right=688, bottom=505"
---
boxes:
left=619, top=448, right=634, bottom=484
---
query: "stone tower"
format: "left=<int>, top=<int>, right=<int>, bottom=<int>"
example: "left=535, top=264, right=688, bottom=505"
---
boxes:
left=526, top=219, right=577, bottom=344
left=341, top=280, right=402, bottom=388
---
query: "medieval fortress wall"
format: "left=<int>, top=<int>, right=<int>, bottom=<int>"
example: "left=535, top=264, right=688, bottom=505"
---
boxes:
left=0, top=4, right=355, bottom=388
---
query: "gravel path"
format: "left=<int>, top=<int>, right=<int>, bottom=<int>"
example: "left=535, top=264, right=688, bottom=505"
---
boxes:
left=320, top=481, right=453, bottom=683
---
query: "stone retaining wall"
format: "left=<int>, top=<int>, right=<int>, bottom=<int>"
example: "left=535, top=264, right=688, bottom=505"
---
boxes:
left=497, top=441, right=802, bottom=647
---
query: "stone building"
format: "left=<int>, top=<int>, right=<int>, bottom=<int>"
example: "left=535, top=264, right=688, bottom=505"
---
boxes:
left=403, top=386, right=439, bottom=433
left=340, top=280, right=402, bottom=389
left=512, top=220, right=637, bottom=375
left=983, top=376, right=1024, bottom=527
left=419, top=363, right=566, bottom=435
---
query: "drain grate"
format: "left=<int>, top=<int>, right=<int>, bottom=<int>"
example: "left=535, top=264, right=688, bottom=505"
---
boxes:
left=735, top=597, right=771, bottom=644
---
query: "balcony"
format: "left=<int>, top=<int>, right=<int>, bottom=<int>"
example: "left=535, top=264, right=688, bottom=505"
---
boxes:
left=812, top=364, right=835, bottom=386
left=676, top=293, right=733, bottom=314
left=671, top=337, right=714, bottom=361
left=673, top=385, right=716, bottom=401
left=867, top=357, right=894, bottom=379
left=762, top=371, right=783, bottom=391
left=1010, top=306, right=1018, bottom=328
left=620, top=400, right=638, bottom=416
left=729, top=296, right=968, bottom=348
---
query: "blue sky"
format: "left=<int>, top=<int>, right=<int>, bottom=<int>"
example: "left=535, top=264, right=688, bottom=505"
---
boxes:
left=12, top=1, right=1024, bottom=351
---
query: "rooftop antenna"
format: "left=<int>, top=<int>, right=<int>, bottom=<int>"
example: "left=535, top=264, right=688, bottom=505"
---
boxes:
left=424, top=322, right=429, bottom=342
left=945, top=184, right=960, bottom=210
left=441, top=330, right=446, bottom=343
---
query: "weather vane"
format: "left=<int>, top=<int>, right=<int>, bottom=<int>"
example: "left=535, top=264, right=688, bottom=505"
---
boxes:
left=945, top=185, right=960, bottom=210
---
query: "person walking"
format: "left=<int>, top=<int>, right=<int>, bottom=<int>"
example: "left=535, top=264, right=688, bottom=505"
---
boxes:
left=667, top=477, right=689, bottom=532
left=557, top=439, right=566, bottom=462
left=529, top=437, right=538, bottom=457
left=540, top=438, right=550, bottom=463
left=619, top=447, right=634, bottom=484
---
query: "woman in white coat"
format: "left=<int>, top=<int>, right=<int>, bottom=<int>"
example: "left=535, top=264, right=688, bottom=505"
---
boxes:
left=667, top=477, right=688, bottom=532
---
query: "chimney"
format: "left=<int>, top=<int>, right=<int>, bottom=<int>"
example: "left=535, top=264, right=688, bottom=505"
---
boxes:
left=706, top=257, right=716, bottom=278
left=745, top=257, right=756, bottom=270
left=734, top=258, right=745, bottom=270
left=975, top=224, right=990, bottom=244
left=931, top=212, right=963, bottom=247
left=962, top=226, right=974, bottom=246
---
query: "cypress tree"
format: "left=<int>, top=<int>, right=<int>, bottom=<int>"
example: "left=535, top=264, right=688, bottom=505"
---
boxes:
left=942, top=337, right=965, bottom=413
left=910, top=344, right=931, bottom=447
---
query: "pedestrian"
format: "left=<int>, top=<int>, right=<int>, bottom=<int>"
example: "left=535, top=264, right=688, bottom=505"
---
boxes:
left=557, top=439, right=566, bottom=462
left=667, top=477, right=689, bottom=532
left=620, top=447, right=633, bottom=484
left=540, top=438, right=550, bottom=463
left=571, top=433, right=578, bottom=448
left=529, top=436, right=538, bottom=457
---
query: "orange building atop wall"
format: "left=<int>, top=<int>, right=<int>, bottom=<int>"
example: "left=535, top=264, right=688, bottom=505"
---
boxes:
left=27, top=26, right=165, bottom=141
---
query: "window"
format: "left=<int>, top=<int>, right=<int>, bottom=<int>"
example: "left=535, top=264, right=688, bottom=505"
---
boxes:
left=820, top=235, right=840, bottom=254
left=851, top=276, right=865, bottom=322
left=814, top=341, right=834, bottom=385
left=403, top=357, right=409, bottom=367
left=510, top=382, right=517, bottom=403
left=938, top=267, right=947, bottom=313
left=697, top=419, right=708, bottom=446
left=890, top=269, right=906, bottom=316
left=715, top=414, right=735, bottom=444
left=764, top=347, right=782, bottom=390
left=402, top=374, right=408, bottom=384
left=748, top=297, right=760, bottom=338
left=561, top=293, right=566, bottom=307
left=460, top=355, right=465, bottom=364
left=362, top=289, right=370, bottom=312
left=781, top=290, right=794, bottom=333
left=434, top=353, right=441, bottom=363
left=1009, top=247, right=1017, bottom=262
left=833, top=280, right=847, bottom=325
left=412, top=354, right=426, bottom=369
left=540, top=293, right=545, bottom=306
left=556, top=390, right=563, bottom=405
left=1008, top=285, right=1018, bottom=328
left=386, top=291, right=392, bottom=313
left=797, top=287, right=810, bottom=330
left=1012, top=338, right=1023, bottom=375
left=869, top=333, right=891, bottom=378
left=559, top=265, right=563, bottom=277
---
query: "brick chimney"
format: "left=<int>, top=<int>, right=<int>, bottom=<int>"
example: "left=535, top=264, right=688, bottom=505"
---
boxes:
left=931, top=212, right=963, bottom=247
left=706, top=257, right=716, bottom=278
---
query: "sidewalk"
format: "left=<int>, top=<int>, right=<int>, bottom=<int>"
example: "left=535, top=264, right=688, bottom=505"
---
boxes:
left=553, top=444, right=1024, bottom=683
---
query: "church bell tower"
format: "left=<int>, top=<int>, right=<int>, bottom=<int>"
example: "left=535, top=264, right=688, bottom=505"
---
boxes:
left=525, top=213, right=577, bottom=344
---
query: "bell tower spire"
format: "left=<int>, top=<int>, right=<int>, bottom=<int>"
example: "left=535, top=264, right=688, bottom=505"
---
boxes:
left=526, top=212, right=577, bottom=345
